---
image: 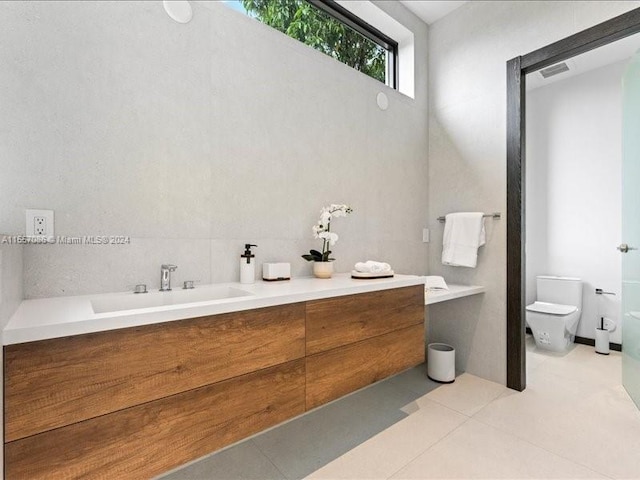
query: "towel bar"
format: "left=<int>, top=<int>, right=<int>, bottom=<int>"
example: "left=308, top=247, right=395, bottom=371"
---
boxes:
left=437, top=212, right=501, bottom=223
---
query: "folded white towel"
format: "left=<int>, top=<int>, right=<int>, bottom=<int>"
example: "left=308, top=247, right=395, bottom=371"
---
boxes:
left=442, top=212, right=486, bottom=268
left=425, top=276, right=448, bottom=291
left=354, top=260, right=392, bottom=273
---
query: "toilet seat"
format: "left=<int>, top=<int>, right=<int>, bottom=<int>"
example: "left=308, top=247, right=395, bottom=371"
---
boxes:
left=526, top=301, right=577, bottom=316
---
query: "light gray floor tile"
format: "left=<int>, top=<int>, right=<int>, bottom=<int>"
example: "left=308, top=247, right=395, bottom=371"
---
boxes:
left=474, top=369, right=640, bottom=479
left=421, top=372, right=507, bottom=416
left=252, top=379, right=419, bottom=480
left=159, top=440, right=285, bottom=480
left=306, top=399, right=468, bottom=480
left=533, top=343, right=622, bottom=388
left=159, top=368, right=439, bottom=480
left=386, top=363, right=442, bottom=396
left=391, top=418, right=606, bottom=479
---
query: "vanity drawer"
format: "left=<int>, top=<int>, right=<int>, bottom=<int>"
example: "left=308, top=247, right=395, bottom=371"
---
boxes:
left=5, top=359, right=306, bottom=480
left=5, top=302, right=305, bottom=442
left=306, top=285, right=424, bottom=355
left=306, top=324, right=424, bottom=409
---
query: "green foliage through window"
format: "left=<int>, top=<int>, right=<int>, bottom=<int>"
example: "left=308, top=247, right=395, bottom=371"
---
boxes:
left=241, top=0, right=388, bottom=84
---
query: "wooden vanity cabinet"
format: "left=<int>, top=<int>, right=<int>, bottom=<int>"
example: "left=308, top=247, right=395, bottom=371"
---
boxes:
left=4, top=285, right=424, bottom=479
left=6, top=360, right=306, bottom=480
left=305, top=286, right=425, bottom=409
left=5, top=303, right=306, bottom=442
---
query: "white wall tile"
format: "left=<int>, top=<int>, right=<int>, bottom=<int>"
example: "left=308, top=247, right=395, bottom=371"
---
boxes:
left=0, top=239, right=23, bottom=329
left=23, top=238, right=211, bottom=298
left=0, top=1, right=430, bottom=298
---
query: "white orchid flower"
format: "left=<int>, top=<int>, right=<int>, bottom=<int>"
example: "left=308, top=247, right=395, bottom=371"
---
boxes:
left=312, top=224, right=325, bottom=239
left=319, top=231, right=339, bottom=246
left=303, top=204, right=352, bottom=263
left=320, top=210, right=332, bottom=226
left=328, top=204, right=352, bottom=217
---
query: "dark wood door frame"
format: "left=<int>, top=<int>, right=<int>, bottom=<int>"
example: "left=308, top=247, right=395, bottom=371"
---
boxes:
left=506, top=8, right=640, bottom=391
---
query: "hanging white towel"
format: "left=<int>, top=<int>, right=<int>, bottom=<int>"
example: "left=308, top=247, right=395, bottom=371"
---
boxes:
left=442, top=212, right=486, bottom=268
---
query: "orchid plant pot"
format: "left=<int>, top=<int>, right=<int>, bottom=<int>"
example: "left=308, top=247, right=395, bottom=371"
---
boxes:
left=302, top=204, right=353, bottom=279
left=313, top=261, right=334, bottom=279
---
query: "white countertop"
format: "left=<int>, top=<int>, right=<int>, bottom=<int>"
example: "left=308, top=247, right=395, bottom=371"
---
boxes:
left=425, top=284, right=486, bottom=305
left=4, top=274, right=425, bottom=345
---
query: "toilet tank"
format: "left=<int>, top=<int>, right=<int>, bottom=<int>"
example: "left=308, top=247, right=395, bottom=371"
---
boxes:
left=536, top=276, right=583, bottom=308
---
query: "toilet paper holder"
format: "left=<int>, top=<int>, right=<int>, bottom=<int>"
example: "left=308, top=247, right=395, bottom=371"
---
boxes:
left=595, top=288, right=615, bottom=296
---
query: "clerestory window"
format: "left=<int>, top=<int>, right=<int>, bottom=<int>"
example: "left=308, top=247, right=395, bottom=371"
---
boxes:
left=224, top=0, right=399, bottom=88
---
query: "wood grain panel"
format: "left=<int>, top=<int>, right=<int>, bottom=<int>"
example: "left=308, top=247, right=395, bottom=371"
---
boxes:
left=506, top=56, right=527, bottom=392
left=5, top=360, right=305, bottom=480
left=306, top=286, right=424, bottom=355
left=306, top=324, right=424, bottom=410
left=5, top=303, right=305, bottom=442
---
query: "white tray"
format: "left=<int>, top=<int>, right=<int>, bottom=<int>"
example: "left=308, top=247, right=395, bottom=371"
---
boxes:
left=351, top=270, right=395, bottom=279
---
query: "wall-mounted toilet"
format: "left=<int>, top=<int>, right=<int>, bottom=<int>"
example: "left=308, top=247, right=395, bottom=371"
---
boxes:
left=526, top=276, right=583, bottom=352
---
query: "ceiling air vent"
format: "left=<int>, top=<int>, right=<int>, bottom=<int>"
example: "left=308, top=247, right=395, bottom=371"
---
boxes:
left=539, top=62, right=570, bottom=79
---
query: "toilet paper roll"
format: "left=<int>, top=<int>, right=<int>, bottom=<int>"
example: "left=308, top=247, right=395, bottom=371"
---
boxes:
left=595, top=328, right=610, bottom=355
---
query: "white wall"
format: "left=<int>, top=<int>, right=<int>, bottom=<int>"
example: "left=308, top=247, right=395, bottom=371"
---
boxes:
left=0, top=239, right=24, bottom=473
left=0, top=1, right=429, bottom=298
left=0, top=241, right=23, bottom=335
left=526, top=61, right=625, bottom=344
left=428, top=1, right=639, bottom=384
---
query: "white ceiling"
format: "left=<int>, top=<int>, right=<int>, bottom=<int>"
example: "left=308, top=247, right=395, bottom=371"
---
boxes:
left=400, top=1, right=467, bottom=25
left=527, top=32, right=640, bottom=91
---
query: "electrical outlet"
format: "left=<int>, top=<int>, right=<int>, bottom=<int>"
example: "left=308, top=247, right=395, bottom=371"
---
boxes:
left=26, top=209, right=54, bottom=238
left=34, top=216, right=46, bottom=235
left=422, top=228, right=430, bottom=243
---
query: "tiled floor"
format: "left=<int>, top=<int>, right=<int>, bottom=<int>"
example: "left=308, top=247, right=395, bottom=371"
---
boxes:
left=159, top=366, right=442, bottom=480
left=160, top=338, right=640, bottom=479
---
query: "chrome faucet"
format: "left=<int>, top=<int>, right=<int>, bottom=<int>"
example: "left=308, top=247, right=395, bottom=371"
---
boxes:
left=160, top=264, right=177, bottom=291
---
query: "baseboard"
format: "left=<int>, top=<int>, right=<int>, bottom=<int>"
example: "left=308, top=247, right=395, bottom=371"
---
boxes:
left=575, top=335, right=622, bottom=352
left=526, top=327, right=622, bottom=352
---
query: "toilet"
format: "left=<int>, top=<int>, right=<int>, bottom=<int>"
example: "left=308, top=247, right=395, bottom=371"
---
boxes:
left=526, top=276, right=583, bottom=352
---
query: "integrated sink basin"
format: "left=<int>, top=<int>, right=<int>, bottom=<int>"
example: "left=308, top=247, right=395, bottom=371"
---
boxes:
left=91, top=286, right=254, bottom=314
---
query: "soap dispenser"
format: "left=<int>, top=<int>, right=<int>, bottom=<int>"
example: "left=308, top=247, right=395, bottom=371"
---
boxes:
left=240, top=244, right=257, bottom=284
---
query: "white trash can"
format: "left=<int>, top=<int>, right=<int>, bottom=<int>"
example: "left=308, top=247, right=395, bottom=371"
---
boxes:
left=427, top=343, right=456, bottom=383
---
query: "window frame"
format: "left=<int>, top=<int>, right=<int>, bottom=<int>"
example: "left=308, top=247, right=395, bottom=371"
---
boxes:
left=308, top=0, right=399, bottom=89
